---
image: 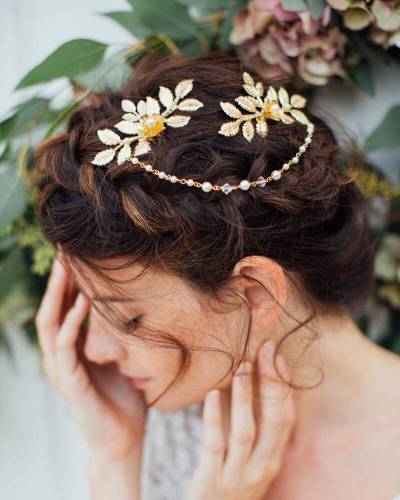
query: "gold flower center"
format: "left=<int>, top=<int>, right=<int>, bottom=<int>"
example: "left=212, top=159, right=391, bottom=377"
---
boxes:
left=138, top=115, right=165, bottom=138
left=262, top=100, right=281, bottom=121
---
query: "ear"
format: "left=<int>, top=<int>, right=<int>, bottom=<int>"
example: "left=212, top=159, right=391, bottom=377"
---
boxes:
left=231, top=255, right=288, bottom=329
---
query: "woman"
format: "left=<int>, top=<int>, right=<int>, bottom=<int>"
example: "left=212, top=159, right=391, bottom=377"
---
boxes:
left=33, top=52, right=400, bottom=499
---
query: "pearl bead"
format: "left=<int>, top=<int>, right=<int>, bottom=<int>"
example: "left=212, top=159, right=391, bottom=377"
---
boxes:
left=299, top=145, right=306, bottom=152
left=202, top=181, right=213, bottom=192
left=158, top=171, right=166, bottom=179
left=307, top=124, right=314, bottom=132
left=305, top=137, right=311, bottom=144
left=187, top=179, right=194, bottom=186
left=144, top=165, right=153, bottom=172
left=292, top=157, right=299, bottom=163
left=271, top=170, right=281, bottom=180
left=282, top=163, right=289, bottom=171
left=170, top=175, right=177, bottom=183
left=240, top=180, right=251, bottom=191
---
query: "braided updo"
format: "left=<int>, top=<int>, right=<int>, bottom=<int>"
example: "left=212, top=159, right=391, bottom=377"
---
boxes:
left=33, top=52, right=377, bottom=394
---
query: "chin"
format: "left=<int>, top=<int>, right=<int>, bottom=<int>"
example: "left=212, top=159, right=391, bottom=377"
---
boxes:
left=145, top=390, right=204, bottom=413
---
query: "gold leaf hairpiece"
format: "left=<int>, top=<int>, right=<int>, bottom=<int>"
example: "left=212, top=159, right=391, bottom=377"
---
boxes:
left=218, top=71, right=310, bottom=142
left=91, top=79, right=203, bottom=167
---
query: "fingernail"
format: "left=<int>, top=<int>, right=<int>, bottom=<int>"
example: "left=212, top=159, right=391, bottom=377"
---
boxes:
left=206, top=389, right=220, bottom=408
left=261, top=340, right=275, bottom=363
left=75, top=293, right=86, bottom=308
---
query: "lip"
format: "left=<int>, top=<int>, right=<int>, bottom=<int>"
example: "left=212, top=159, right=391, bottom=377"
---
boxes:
left=130, top=377, right=152, bottom=388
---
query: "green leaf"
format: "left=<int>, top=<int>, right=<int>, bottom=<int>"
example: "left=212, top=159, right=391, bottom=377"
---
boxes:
left=1, top=97, right=50, bottom=139
left=102, top=11, right=154, bottom=39
left=15, top=39, right=108, bottom=90
left=0, top=163, right=27, bottom=232
left=304, top=0, right=327, bottom=19
left=126, top=0, right=199, bottom=40
left=364, top=105, right=400, bottom=152
left=281, top=0, right=308, bottom=11
left=348, top=59, right=375, bottom=97
left=72, top=49, right=132, bottom=92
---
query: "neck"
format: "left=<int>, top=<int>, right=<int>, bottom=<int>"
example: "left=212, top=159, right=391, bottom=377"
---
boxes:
left=220, top=309, right=395, bottom=450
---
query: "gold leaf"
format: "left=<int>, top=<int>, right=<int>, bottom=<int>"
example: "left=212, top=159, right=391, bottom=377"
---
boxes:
left=137, top=99, right=146, bottom=116
left=146, top=96, right=160, bottom=115
left=165, top=115, right=191, bottom=127
left=278, top=111, right=295, bottom=125
left=175, top=79, right=193, bottom=99
left=122, top=113, right=140, bottom=122
left=159, top=86, right=174, bottom=109
left=290, top=109, right=309, bottom=125
left=91, top=148, right=115, bottom=166
left=177, top=98, right=204, bottom=111
left=218, top=121, right=240, bottom=136
left=134, top=140, right=151, bottom=157
left=117, top=144, right=132, bottom=165
left=235, top=96, right=257, bottom=113
left=114, top=120, right=139, bottom=135
left=243, top=84, right=259, bottom=98
left=121, top=99, right=136, bottom=113
left=97, top=128, right=121, bottom=146
left=256, top=118, right=268, bottom=138
left=242, top=72, right=255, bottom=86
left=290, top=94, right=306, bottom=108
left=267, top=86, right=278, bottom=102
left=255, top=82, right=264, bottom=96
left=278, top=87, right=289, bottom=107
left=220, top=101, right=243, bottom=119
left=242, top=120, right=255, bottom=142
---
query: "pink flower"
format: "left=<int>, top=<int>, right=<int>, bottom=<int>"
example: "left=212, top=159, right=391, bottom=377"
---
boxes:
left=230, top=0, right=348, bottom=85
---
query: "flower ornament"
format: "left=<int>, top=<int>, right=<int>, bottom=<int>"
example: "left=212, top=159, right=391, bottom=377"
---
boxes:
left=218, top=71, right=311, bottom=142
left=91, top=79, right=204, bottom=167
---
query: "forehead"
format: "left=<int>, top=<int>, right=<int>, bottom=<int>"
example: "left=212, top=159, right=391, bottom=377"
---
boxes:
left=67, top=257, right=187, bottom=305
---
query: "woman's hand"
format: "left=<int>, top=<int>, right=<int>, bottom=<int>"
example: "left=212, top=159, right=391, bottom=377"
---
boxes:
left=186, top=340, right=295, bottom=500
left=35, top=257, right=148, bottom=462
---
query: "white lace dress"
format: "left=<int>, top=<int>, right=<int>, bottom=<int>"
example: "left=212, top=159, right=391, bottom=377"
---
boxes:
left=141, top=402, right=204, bottom=500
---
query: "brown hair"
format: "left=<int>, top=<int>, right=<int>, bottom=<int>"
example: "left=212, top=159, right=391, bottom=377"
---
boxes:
left=34, top=52, right=377, bottom=407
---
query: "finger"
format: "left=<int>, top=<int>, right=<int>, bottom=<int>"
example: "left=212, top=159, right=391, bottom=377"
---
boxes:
left=250, top=341, right=294, bottom=469
left=55, top=293, right=90, bottom=375
left=36, top=258, right=68, bottom=357
left=189, top=389, right=225, bottom=493
left=223, top=361, right=256, bottom=478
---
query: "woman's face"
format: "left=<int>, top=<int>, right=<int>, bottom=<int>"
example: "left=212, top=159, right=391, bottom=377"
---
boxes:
left=73, top=259, right=253, bottom=412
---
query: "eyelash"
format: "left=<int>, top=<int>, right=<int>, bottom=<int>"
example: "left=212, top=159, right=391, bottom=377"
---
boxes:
left=122, top=316, right=141, bottom=333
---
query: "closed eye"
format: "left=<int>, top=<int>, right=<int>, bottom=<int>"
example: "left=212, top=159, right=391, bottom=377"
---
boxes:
left=122, top=316, right=141, bottom=333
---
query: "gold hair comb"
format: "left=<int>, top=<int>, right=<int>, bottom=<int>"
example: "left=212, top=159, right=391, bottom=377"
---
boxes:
left=91, top=72, right=314, bottom=195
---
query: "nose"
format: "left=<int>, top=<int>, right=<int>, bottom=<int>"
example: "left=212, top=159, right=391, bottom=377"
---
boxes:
left=84, top=308, right=126, bottom=365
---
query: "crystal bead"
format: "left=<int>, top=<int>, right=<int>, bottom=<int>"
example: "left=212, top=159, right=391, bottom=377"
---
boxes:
left=257, top=176, right=266, bottom=187
left=221, top=183, right=233, bottom=195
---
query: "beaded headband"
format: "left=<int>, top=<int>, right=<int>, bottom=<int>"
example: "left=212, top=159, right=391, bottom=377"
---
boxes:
left=90, top=71, right=314, bottom=195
